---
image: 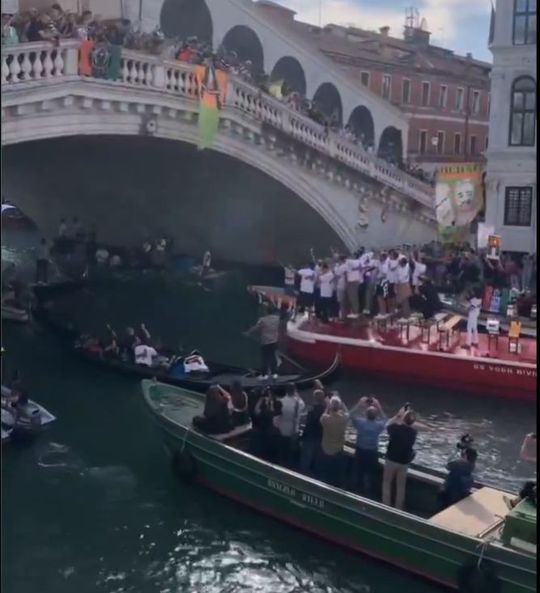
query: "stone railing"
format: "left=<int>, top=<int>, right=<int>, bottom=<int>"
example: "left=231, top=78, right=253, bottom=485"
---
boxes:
left=1, top=40, right=434, bottom=208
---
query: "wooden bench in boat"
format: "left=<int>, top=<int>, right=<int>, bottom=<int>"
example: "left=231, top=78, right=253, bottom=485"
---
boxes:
left=508, top=320, right=522, bottom=353
left=429, top=487, right=511, bottom=539
left=374, top=313, right=392, bottom=332
left=438, top=314, right=462, bottom=350
left=416, top=312, right=448, bottom=343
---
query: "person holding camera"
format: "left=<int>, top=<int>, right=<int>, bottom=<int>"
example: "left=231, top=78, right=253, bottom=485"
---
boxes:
left=319, top=394, right=349, bottom=486
left=438, top=435, right=478, bottom=509
left=382, top=405, right=417, bottom=510
left=349, top=395, right=387, bottom=496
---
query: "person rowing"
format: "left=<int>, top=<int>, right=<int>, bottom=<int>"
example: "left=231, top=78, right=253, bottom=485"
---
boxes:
left=183, top=350, right=209, bottom=375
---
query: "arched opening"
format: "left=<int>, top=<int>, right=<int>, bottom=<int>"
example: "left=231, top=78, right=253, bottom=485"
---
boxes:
left=270, top=56, right=307, bottom=96
left=347, top=105, right=375, bottom=149
left=160, top=0, right=213, bottom=43
left=219, top=25, right=265, bottom=80
left=378, top=126, right=403, bottom=165
left=312, top=82, right=343, bottom=126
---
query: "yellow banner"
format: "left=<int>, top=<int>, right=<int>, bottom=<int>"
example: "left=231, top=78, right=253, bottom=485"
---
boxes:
left=435, top=163, right=483, bottom=241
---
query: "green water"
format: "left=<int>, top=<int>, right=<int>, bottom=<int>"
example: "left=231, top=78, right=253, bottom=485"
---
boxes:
left=2, top=229, right=536, bottom=593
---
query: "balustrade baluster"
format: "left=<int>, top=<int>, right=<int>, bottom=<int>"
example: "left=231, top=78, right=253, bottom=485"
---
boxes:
left=1, top=56, right=9, bottom=83
left=9, top=55, right=21, bottom=82
left=128, top=60, right=138, bottom=84
left=53, top=50, right=64, bottom=77
left=32, top=52, right=43, bottom=79
left=20, top=53, right=32, bottom=81
left=121, top=59, right=129, bottom=83
left=42, top=51, right=54, bottom=78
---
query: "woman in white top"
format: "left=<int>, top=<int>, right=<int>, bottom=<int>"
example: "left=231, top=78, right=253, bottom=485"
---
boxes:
left=317, top=263, right=335, bottom=323
left=464, top=290, right=482, bottom=347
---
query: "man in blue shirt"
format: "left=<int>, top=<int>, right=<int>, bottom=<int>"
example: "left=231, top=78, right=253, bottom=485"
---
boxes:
left=350, top=396, right=386, bottom=496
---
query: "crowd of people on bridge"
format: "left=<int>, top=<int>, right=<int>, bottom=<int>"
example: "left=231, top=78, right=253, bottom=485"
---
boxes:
left=2, top=3, right=427, bottom=180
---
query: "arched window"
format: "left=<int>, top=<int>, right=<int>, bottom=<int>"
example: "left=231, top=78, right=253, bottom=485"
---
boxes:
left=513, top=0, right=536, bottom=45
left=509, top=76, right=536, bottom=146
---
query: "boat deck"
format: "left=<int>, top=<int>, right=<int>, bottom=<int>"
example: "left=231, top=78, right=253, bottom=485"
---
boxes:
left=295, top=318, right=537, bottom=365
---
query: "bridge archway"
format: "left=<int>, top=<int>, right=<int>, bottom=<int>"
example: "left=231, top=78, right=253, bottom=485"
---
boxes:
left=220, top=25, right=265, bottom=80
left=347, top=105, right=375, bottom=149
left=270, top=56, right=306, bottom=96
left=160, top=0, right=213, bottom=43
left=378, top=126, right=403, bottom=165
left=312, top=82, right=343, bottom=126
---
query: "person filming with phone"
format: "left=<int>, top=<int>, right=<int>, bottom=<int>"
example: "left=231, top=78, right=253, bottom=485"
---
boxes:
left=438, top=434, right=478, bottom=509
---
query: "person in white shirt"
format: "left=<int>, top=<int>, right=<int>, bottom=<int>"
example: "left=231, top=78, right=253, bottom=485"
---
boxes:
left=334, top=255, right=348, bottom=320
left=274, top=383, right=306, bottom=467
left=346, top=252, right=362, bottom=318
left=297, top=264, right=316, bottom=315
left=134, top=343, right=158, bottom=367
left=411, top=251, right=427, bottom=293
left=464, top=290, right=482, bottom=347
left=395, top=257, right=412, bottom=317
left=317, top=262, right=335, bottom=323
left=386, top=250, right=400, bottom=313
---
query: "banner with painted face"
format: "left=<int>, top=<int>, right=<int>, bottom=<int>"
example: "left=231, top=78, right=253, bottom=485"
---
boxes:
left=435, top=163, right=484, bottom=242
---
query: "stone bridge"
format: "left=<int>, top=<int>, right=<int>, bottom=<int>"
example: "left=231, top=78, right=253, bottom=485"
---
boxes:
left=1, top=39, right=436, bottom=262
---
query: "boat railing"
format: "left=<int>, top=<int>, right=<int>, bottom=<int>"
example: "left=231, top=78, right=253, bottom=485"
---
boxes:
left=2, top=40, right=434, bottom=210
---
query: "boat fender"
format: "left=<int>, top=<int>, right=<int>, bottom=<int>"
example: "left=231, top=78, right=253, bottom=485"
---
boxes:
left=457, top=562, right=502, bottom=593
left=171, top=450, right=197, bottom=484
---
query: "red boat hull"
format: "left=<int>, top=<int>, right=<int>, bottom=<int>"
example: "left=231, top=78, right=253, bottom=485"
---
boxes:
left=287, top=326, right=536, bottom=402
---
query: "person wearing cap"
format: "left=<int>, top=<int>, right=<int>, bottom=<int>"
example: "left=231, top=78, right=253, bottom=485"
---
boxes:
left=320, top=394, right=349, bottom=486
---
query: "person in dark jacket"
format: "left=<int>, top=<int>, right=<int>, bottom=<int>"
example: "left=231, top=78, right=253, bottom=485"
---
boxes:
left=438, top=447, right=478, bottom=509
left=299, top=389, right=326, bottom=475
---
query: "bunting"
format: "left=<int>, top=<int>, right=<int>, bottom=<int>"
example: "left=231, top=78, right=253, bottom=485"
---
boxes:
left=196, top=64, right=228, bottom=150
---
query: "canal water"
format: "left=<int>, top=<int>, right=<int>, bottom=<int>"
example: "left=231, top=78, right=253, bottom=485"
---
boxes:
left=1, top=228, right=536, bottom=593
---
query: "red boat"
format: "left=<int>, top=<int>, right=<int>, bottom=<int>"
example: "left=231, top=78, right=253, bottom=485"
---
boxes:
left=286, top=314, right=536, bottom=402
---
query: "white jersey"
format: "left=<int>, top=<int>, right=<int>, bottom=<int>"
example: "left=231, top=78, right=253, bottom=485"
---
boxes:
left=298, top=268, right=316, bottom=294
left=396, top=263, right=411, bottom=284
left=319, top=271, right=335, bottom=298
left=468, top=297, right=482, bottom=319
left=334, top=263, right=348, bottom=291
left=386, top=258, right=400, bottom=284
left=346, top=258, right=362, bottom=283
left=184, top=355, right=209, bottom=374
left=134, top=345, right=157, bottom=367
left=411, top=261, right=427, bottom=287
left=284, top=266, right=296, bottom=287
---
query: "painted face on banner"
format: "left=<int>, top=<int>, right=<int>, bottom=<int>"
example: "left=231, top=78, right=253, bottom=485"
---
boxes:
left=454, top=180, right=478, bottom=226
left=435, top=182, right=455, bottom=228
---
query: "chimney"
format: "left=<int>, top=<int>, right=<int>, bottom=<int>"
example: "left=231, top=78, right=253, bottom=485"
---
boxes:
left=379, top=26, right=390, bottom=37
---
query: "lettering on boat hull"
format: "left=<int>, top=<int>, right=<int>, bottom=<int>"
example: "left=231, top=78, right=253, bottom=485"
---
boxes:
left=473, top=363, right=537, bottom=378
left=267, top=479, right=325, bottom=509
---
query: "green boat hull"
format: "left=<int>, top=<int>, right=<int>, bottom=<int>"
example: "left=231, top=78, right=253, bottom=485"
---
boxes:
left=142, top=380, right=536, bottom=593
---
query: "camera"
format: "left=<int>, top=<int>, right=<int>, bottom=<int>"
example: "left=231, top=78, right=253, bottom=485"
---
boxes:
left=366, top=396, right=374, bottom=405
left=457, top=433, right=474, bottom=451
left=403, top=402, right=411, bottom=411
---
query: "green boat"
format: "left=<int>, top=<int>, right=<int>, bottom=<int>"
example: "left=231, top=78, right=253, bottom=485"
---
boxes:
left=142, top=379, right=536, bottom=593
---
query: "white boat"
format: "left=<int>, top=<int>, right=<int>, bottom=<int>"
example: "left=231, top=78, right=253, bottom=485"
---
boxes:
left=1, top=386, right=56, bottom=442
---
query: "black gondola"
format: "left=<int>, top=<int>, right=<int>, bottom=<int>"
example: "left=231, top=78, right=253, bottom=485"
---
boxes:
left=33, top=307, right=340, bottom=393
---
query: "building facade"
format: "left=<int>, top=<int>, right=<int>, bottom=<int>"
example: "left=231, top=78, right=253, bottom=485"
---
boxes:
left=256, top=3, right=491, bottom=176
left=485, top=0, right=536, bottom=254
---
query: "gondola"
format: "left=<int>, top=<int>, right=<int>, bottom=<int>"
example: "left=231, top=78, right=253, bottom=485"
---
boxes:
left=33, top=307, right=340, bottom=393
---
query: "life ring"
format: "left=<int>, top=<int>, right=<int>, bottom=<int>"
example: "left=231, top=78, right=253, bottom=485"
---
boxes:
left=457, top=562, right=502, bottom=593
left=171, top=450, right=197, bottom=484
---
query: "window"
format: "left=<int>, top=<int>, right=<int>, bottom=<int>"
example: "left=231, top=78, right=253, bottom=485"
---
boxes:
left=454, top=133, right=462, bottom=154
left=513, top=0, right=536, bottom=45
left=472, top=90, right=481, bottom=114
left=439, top=84, right=448, bottom=108
left=456, top=87, right=464, bottom=111
left=509, top=76, right=536, bottom=146
left=436, top=131, right=445, bottom=154
left=402, top=78, right=411, bottom=104
left=419, top=130, right=428, bottom=154
left=470, top=135, right=477, bottom=154
left=382, top=74, right=392, bottom=100
left=361, top=71, right=370, bottom=87
left=504, top=186, right=533, bottom=226
left=421, top=81, right=431, bottom=106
